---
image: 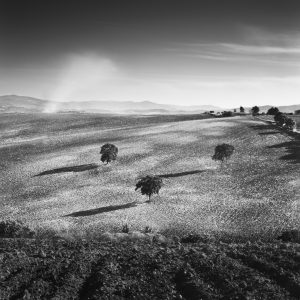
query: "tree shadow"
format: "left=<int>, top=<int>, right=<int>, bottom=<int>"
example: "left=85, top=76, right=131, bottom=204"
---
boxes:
left=251, top=122, right=299, bottom=139
left=157, top=170, right=207, bottom=178
left=34, top=163, right=99, bottom=177
left=268, top=139, right=300, bottom=163
left=250, top=124, right=276, bottom=131
left=251, top=122, right=300, bottom=163
left=259, top=131, right=281, bottom=136
left=64, top=201, right=138, bottom=217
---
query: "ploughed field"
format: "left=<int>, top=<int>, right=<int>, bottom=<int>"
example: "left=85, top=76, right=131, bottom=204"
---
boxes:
left=0, top=113, right=299, bottom=240
left=1, top=237, right=300, bottom=300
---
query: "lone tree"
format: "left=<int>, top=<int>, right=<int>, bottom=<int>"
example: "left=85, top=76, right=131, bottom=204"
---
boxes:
left=240, top=106, right=245, bottom=113
left=100, top=143, right=118, bottom=164
left=267, top=107, right=279, bottom=115
left=212, top=144, right=235, bottom=163
left=251, top=106, right=259, bottom=116
left=135, top=175, right=162, bottom=201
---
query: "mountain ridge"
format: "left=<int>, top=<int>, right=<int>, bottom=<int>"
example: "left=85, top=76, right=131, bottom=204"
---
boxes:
left=0, top=95, right=224, bottom=114
left=1, top=95, right=299, bottom=114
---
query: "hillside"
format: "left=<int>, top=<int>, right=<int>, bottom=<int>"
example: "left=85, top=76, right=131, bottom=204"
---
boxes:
left=0, top=95, right=50, bottom=113
left=0, top=115, right=299, bottom=241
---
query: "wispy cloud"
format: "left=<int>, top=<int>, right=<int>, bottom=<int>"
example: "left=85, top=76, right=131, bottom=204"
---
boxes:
left=166, top=27, right=300, bottom=67
left=166, top=42, right=300, bottom=66
left=219, top=43, right=300, bottom=54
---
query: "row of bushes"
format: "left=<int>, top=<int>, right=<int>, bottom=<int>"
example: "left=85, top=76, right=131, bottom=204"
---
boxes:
left=2, top=219, right=300, bottom=243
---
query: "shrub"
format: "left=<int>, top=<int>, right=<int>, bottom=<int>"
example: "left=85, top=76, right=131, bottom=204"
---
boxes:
left=267, top=107, right=279, bottom=115
left=274, top=112, right=287, bottom=127
left=122, top=224, right=129, bottom=233
left=274, top=113, right=297, bottom=131
left=0, top=220, right=35, bottom=238
left=222, top=111, right=233, bottom=117
left=285, top=118, right=296, bottom=131
left=212, top=144, right=235, bottom=163
left=135, top=175, right=162, bottom=201
left=144, top=226, right=152, bottom=233
left=181, top=234, right=210, bottom=243
left=251, top=106, right=259, bottom=116
left=240, top=106, right=245, bottom=113
left=100, top=143, right=118, bottom=164
left=274, top=112, right=282, bottom=122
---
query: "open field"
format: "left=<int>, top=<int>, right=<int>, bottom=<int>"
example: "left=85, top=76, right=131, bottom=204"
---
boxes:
left=0, top=113, right=299, bottom=240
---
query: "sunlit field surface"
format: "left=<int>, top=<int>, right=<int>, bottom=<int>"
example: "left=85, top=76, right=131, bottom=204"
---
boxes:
left=0, top=114, right=299, bottom=240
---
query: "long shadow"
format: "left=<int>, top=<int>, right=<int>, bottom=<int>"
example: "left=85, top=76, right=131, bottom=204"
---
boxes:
left=34, top=163, right=99, bottom=177
left=268, top=139, right=300, bottom=163
left=250, top=124, right=277, bottom=131
left=251, top=121, right=300, bottom=163
left=157, top=170, right=206, bottom=178
left=251, top=122, right=300, bottom=139
left=259, top=131, right=281, bottom=136
left=64, top=201, right=138, bottom=217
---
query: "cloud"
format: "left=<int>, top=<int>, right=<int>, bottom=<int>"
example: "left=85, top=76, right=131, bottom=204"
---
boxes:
left=166, top=27, right=300, bottom=67
left=219, top=43, right=300, bottom=55
left=167, top=43, right=300, bottom=66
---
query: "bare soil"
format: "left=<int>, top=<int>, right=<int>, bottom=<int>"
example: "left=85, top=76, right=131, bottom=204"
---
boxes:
left=0, top=237, right=299, bottom=300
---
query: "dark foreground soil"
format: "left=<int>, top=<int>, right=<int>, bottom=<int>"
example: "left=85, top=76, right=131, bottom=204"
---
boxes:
left=0, top=237, right=299, bottom=300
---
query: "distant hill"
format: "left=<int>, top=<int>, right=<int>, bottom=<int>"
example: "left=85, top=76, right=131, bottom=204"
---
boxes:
left=0, top=95, right=224, bottom=114
left=0, top=95, right=50, bottom=113
left=2, top=95, right=299, bottom=115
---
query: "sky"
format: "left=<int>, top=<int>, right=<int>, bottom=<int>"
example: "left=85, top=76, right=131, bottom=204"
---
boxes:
left=0, top=0, right=300, bottom=107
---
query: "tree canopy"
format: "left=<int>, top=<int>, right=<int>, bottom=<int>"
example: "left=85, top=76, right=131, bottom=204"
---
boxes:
left=251, top=106, right=259, bottom=115
left=267, top=107, right=279, bottom=115
left=212, top=144, right=235, bottom=162
left=100, top=143, right=118, bottom=164
left=135, top=175, right=162, bottom=201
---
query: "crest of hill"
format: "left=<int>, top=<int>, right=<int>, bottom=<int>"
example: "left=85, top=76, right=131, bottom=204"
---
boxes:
left=0, top=95, right=50, bottom=113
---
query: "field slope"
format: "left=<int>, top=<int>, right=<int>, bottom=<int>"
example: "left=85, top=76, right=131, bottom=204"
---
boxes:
left=0, top=114, right=299, bottom=240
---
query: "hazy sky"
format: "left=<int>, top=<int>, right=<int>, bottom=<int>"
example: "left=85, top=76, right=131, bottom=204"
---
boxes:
left=1, top=0, right=300, bottom=107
